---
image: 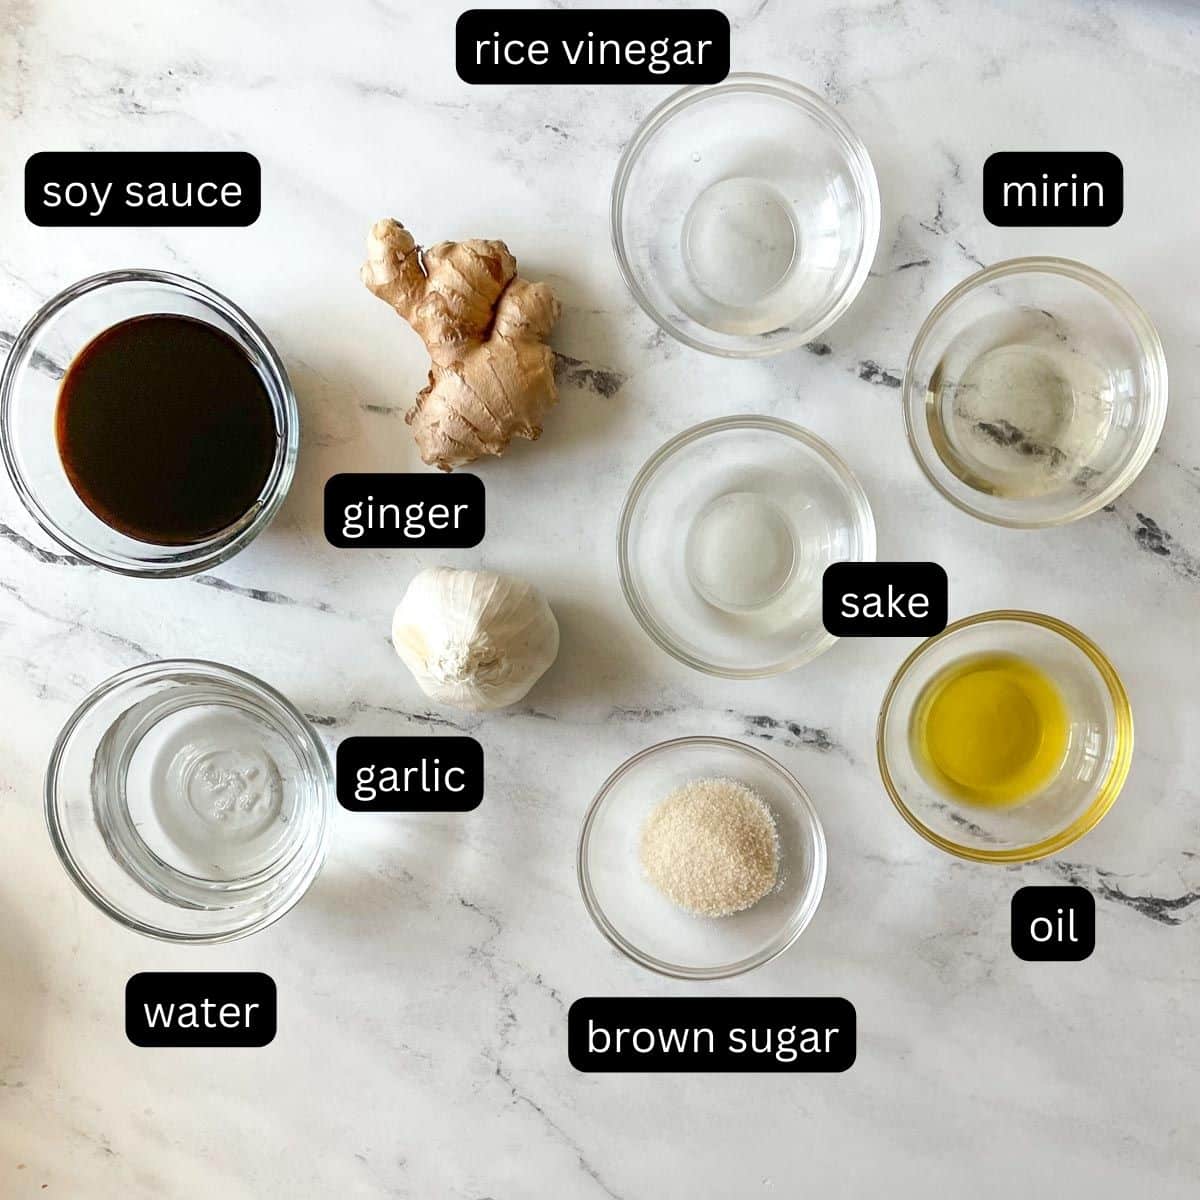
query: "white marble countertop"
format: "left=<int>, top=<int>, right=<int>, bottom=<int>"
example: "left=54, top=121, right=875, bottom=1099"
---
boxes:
left=2, top=1, right=1198, bottom=1196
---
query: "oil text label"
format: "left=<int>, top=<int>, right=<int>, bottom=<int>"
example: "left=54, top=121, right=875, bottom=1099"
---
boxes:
left=1011, top=886, right=1095, bottom=961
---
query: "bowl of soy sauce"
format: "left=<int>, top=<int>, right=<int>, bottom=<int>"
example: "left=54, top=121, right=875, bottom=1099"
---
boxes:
left=0, top=269, right=297, bottom=576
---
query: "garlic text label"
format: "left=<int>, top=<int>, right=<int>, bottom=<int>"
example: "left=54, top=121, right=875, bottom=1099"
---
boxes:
left=126, top=973, right=276, bottom=1047
left=456, top=9, right=729, bottom=84
left=324, top=474, right=484, bottom=549
left=983, top=152, right=1123, bottom=227
left=25, top=152, right=260, bottom=226
left=822, top=562, right=948, bottom=637
left=337, top=737, right=484, bottom=812
left=569, top=998, right=855, bottom=1072
left=1011, top=887, right=1095, bottom=961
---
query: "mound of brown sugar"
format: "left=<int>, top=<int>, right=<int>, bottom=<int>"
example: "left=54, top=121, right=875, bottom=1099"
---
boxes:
left=640, top=777, right=779, bottom=917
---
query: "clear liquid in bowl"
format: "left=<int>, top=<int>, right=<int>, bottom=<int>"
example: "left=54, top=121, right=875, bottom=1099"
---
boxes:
left=925, top=307, right=1117, bottom=499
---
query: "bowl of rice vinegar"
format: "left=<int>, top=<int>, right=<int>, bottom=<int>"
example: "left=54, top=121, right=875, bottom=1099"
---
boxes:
left=876, top=611, right=1133, bottom=863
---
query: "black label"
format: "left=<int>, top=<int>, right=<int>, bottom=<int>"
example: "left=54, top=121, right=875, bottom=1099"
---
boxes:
left=25, top=152, right=260, bottom=227
left=822, top=562, right=948, bottom=637
left=337, top=736, right=484, bottom=812
left=126, top=973, right=276, bottom=1047
left=983, top=152, right=1122, bottom=226
left=324, top=473, right=484, bottom=549
left=456, top=9, right=730, bottom=84
left=568, top=998, right=855, bottom=1073
left=1011, top=887, right=1095, bottom=961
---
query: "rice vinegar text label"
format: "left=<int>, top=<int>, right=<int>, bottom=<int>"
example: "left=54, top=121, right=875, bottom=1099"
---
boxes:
left=126, top=973, right=276, bottom=1047
left=456, top=9, right=730, bottom=84
left=1011, top=886, right=1095, bottom=961
left=983, top=152, right=1123, bottom=227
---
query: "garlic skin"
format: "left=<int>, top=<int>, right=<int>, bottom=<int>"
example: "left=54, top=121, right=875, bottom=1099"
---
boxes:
left=392, top=567, right=560, bottom=712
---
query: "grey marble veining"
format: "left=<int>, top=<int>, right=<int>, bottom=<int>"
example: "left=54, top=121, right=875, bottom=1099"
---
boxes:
left=1, top=1, right=1198, bottom=1196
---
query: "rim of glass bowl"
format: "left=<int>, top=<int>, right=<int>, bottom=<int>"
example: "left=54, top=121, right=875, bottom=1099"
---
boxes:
left=617, top=415, right=877, bottom=678
left=610, top=72, right=881, bottom=359
left=44, top=658, right=333, bottom=943
left=875, top=610, right=1134, bottom=864
left=0, top=268, right=299, bottom=577
left=901, top=256, right=1168, bottom=529
left=576, top=736, right=829, bottom=980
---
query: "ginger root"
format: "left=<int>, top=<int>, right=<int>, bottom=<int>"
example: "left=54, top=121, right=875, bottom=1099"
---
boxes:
left=362, top=218, right=561, bottom=471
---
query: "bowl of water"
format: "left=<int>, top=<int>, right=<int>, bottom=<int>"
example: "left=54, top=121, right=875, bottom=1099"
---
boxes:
left=45, top=660, right=332, bottom=942
left=618, top=416, right=875, bottom=676
left=903, top=258, right=1167, bottom=527
left=611, top=74, right=880, bottom=357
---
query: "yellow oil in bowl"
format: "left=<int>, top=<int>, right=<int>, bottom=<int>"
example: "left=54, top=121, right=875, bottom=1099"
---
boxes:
left=910, top=652, right=1069, bottom=808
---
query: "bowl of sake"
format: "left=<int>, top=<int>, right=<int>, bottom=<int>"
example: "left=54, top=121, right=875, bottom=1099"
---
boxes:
left=618, top=416, right=875, bottom=677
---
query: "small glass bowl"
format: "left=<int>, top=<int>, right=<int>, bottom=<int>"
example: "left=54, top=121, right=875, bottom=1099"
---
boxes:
left=1, top=269, right=298, bottom=576
left=612, top=73, right=880, bottom=357
left=46, top=660, right=333, bottom=942
left=618, top=416, right=875, bottom=677
left=903, top=258, right=1167, bottom=527
left=578, top=737, right=827, bottom=979
left=877, top=612, right=1133, bottom=863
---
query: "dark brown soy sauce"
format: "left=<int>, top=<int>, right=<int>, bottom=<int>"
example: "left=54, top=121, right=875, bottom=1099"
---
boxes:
left=56, top=314, right=279, bottom=545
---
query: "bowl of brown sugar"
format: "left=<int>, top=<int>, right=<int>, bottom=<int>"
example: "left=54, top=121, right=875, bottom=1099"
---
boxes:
left=577, top=736, right=827, bottom=979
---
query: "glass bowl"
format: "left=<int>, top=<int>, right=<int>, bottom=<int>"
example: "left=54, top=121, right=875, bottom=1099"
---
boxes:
left=578, top=737, right=827, bottom=979
left=618, top=416, right=875, bottom=677
left=612, top=73, right=880, bottom=357
left=903, top=258, right=1167, bottom=527
left=877, top=612, right=1133, bottom=863
left=45, top=660, right=333, bottom=942
left=1, top=269, right=298, bottom=576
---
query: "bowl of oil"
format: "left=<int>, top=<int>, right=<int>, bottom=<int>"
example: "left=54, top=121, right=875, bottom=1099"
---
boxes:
left=903, top=258, right=1167, bottom=527
left=877, top=611, right=1133, bottom=862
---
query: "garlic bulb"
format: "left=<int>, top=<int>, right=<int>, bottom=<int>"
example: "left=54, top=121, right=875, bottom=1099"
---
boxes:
left=392, top=567, right=560, bottom=712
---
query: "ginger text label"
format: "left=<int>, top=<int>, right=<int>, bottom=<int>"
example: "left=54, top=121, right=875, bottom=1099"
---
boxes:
left=569, top=998, right=855, bottom=1073
left=26, top=152, right=260, bottom=227
left=337, top=737, right=484, bottom=813
left=126, top=973, right=276, bottom=1047
left=324, top=473, right=484, bottom=549
left=457, top=9, right=729, bottom=84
